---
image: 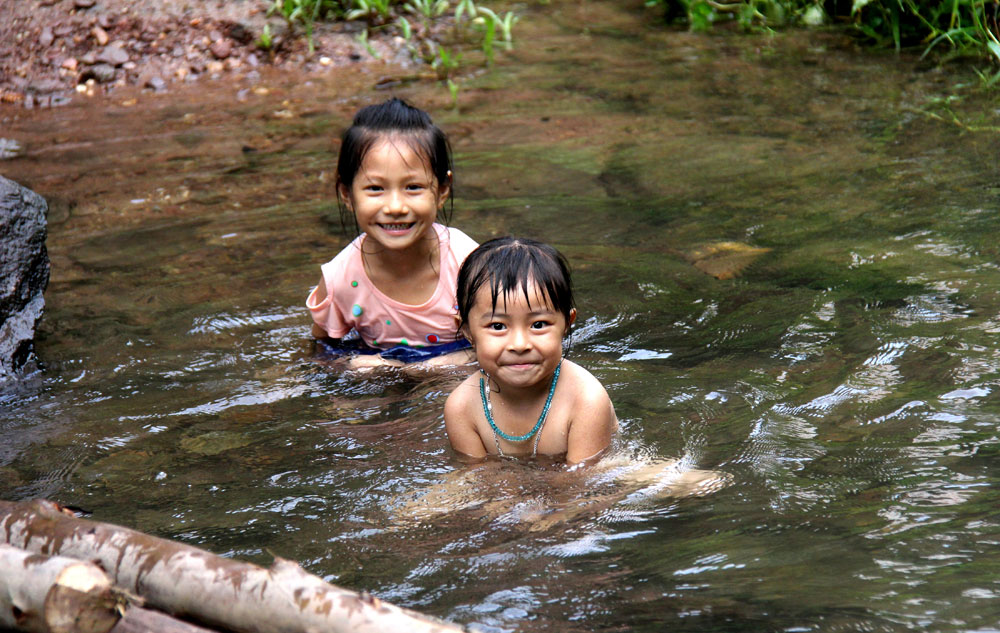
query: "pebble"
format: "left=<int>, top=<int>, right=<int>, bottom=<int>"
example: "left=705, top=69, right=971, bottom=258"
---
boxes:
left=39, top=27, right=54, bottom=48
left=74, top=0, right=96, bottom=8
left=61, top=57, right=78, bottom=71
left=96, top=44, right=129, bottom=66
left=86, top=63, right=116, bottom=83
left=0, top=138, right=24, bottom=160
left=209, top=39, right=231, bottom=59
left=145, top=76, right=167, bottom=92
left=92, top=26, right=109, bottom=46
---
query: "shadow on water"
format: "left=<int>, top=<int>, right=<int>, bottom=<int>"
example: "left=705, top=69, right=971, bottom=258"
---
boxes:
left=4, top=0, right=1000, bottom=630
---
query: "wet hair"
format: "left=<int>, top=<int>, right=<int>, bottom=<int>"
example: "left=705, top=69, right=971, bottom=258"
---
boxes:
left=457, top=237, right=575, bottom=335
left=335, top=97, right=453, bottom=231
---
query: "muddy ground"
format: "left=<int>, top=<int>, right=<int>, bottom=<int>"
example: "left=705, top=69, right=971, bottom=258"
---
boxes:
left=0, top=0, right=413, bottom=108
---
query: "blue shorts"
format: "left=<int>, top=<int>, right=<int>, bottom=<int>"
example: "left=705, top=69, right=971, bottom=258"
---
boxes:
left=315, top=337, right=471, bottom=364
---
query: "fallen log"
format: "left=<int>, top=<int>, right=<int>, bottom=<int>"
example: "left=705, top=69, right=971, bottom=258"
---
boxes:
left=0, top=500, right=464, bottom=633
left=111, top=606, right=221, bottom=633
left=0, top=544, right=119, bottom=633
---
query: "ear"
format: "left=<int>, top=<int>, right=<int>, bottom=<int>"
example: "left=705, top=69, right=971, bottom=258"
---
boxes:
left=454, top=313, right=471, bottom=341
left=338, top=183, right=353, bottom=210
left=568, top=308, right=577, bottom=327
left=437, top=171, right=452, bottom=208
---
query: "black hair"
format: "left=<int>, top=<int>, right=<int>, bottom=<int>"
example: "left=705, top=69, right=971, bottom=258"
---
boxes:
left=456, top=237, right=575, bottom=336
left=335, top=97, right=453, bottom=231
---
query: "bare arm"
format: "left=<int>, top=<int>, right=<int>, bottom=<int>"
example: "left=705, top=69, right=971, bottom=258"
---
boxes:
left=444, top=380, right=488, bottom=459
left=309, top=276, right=329, bottom=338
left=565, top=383, right=618, bottom=465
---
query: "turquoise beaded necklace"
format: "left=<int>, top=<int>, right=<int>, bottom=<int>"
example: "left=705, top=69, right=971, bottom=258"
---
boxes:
left=479, top=361, right=561, bottom=455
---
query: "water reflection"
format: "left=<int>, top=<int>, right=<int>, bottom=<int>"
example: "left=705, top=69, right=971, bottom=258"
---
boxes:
left=4, top=0, right=1000, bottom=630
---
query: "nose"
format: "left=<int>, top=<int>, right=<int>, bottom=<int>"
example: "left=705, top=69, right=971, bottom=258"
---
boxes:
left=507, top=326, right=532, bottom=352
left=384, top=189, right=406, bottom=215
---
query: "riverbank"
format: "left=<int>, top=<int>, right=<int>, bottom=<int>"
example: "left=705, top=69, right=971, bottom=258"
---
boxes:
left=0, top=0, right=410, bottom=108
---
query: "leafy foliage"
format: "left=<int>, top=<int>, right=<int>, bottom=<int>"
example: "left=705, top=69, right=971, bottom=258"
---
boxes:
left=646, top=0, right=1000, bottom=71
left=266, top=0, right=519, bottom=100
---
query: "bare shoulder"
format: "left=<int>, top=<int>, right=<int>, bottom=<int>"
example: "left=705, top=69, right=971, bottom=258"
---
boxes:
left=444, top=372, right=488, bottom=459
left=444, top=373, right=480, bottom=426
left=561, top=359, right=614, bottom=411
left=561, top=359, right=617, bottom=464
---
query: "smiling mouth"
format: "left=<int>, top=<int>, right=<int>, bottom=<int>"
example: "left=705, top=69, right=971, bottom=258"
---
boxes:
left=378, top=222, right=414, bottom=232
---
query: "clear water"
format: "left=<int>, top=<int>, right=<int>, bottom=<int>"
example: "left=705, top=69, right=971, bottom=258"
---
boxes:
left=4, top=2, right=1000, bottom=631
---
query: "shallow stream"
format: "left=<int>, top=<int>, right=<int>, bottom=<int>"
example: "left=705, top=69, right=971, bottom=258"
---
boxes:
left=4, top=2, right=1000, bottom=631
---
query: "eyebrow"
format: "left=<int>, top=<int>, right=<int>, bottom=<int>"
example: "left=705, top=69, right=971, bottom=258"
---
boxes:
left=480, top=307, right=557, bottom=319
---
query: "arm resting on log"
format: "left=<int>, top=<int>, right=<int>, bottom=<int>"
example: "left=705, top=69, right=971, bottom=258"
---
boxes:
left=0, top=500, right=465, bottom=633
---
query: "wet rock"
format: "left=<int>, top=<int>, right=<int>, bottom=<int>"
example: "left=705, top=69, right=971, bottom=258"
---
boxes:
left=0, top=139, right=23, bottom=160
left=0, top=176, right=50, bottom=379
left=28, top=78, right=65, bottom=93
left=96, top=44, right=129, bottom=66
left=145, top=75, right=167, bottom=92
left=210, top=39, right=231, bottom=59
left=92, top=26, right=109, bottom=46
left=39, top=27, right=54, bottom=48
left=82, top=63, right=116, bottom=83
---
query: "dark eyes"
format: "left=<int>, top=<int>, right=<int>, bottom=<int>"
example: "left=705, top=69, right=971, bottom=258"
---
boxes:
left=361, top=183, right=427, bottom=193
left=486, top=320, right=551, bottom=331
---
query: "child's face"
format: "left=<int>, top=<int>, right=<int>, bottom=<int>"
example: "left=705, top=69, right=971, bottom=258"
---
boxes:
left=465, top=282, right=575, bottom=391
left=340, top=137, right=449, bottom=252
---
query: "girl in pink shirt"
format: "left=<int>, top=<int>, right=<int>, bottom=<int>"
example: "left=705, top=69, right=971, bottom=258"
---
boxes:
left=306, top=98, right=478, bottom=368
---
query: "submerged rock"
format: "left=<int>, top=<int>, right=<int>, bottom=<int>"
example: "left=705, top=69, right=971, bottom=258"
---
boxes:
left=0, top=176, right=50, bottom=379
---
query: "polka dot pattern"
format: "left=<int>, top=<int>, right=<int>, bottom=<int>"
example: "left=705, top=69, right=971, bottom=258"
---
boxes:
left=351, top=280, right=358, bottom=287
left=352, top=304, right=363, bottom=317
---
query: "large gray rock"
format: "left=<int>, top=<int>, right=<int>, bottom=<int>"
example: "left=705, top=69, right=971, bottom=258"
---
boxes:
left=0, top=176, right=49, bottom=378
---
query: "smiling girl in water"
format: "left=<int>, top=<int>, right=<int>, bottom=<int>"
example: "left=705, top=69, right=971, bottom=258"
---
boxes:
left=444, top=237, right=618, bottom=464
left=306, top=98, right=477, bottom=368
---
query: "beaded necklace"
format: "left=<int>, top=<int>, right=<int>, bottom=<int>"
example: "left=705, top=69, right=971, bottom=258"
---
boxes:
left=479, top=361, right=561, bottom=458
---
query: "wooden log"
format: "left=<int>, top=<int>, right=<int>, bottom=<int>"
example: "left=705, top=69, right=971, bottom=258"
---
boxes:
left=0, top=544, right=119, bottom=633
left=0, top=500, right=465, bottom=633
left=110, top=606, right=221, bottom=633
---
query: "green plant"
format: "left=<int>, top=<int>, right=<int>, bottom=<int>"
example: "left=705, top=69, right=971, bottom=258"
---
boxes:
left=257, top=23, right=274, bottom=50
left=405, top=0, right=449, bottom=19
left=432, top=46, right=462, bottom=78
left=472, top=11, right=497, bottom=63
left=648, top=0, right=1000, bottom=68
left=455, top=0, right=476, bottom=22
left=356, top=27, right=381, bottom=57
left=346, top=0, right=394, bottom=23
left=269, top=0, right=345, bottom=52
left=477, top=6, right=518, bottom=46
left=397, top=14, right=413, bottom=39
